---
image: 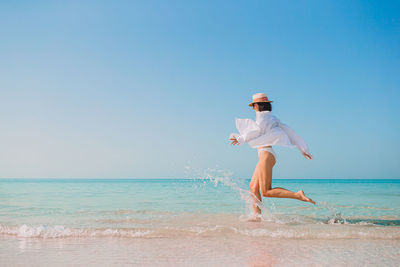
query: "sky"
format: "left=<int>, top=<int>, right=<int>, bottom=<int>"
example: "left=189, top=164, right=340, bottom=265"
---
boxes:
left=0, top=0, right=399, bottom=179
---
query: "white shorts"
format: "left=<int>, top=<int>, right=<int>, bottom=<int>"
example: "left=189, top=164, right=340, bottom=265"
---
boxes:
left=257, top=146, right=276, bottom=159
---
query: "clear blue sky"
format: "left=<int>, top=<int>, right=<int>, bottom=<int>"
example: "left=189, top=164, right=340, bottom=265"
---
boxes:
left=0, top=0, right=399, bottom=179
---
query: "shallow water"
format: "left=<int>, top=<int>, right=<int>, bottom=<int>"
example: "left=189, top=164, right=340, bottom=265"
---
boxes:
left=1, top=178, right=399, bottom=266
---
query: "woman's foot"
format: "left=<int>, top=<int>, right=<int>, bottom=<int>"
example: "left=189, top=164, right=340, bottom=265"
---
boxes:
left=248, top=217, right=261, bottom=222
left=297, top=190, right=316, bottom=205
left=247, top=213, right=262, bottom=222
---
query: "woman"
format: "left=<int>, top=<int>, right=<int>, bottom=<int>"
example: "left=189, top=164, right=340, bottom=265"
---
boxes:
left=229, top=93, right=315, bottom=217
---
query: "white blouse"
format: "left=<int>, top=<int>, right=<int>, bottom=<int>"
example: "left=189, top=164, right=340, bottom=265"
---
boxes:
left=229, top=111, right=310, bottom=154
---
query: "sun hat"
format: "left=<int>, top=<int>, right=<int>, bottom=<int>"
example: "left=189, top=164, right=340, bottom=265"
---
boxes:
left=248, top=93, right=273, bottom=107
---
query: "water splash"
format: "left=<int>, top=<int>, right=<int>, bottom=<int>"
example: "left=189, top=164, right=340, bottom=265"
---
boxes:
left=185, top=165, right=276, bottom=222
left=316, top=201, right=348, bottom=224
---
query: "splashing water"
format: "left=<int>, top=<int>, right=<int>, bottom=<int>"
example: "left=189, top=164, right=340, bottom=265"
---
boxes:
left=184, top=165, right=276, bottom=222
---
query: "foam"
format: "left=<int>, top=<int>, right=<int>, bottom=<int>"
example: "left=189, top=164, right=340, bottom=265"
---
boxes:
left=1, top=223, right=399, bottom=240
left=0, top=224, right=152, bottom=238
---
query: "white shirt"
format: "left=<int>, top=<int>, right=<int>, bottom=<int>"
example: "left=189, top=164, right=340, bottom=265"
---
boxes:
left=229, top=111, right=310, bottom=154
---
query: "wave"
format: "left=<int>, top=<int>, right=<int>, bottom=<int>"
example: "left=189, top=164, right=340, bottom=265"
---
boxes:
left=0, top=224, right=153, bottom=238
left=1, top=222, right=399, bottom=240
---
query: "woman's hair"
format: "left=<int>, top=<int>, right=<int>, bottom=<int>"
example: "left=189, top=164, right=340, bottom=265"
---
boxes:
left=254, top=102, right=272, bottom=112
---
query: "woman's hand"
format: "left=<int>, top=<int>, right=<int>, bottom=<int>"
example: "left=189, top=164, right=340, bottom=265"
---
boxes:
left=302, top=152, right=313, bottom=160
left=230, top=138, right=239, bottom=145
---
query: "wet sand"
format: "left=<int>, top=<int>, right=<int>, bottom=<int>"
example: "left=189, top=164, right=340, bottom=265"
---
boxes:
left=1, top=235, right=399, bottom=266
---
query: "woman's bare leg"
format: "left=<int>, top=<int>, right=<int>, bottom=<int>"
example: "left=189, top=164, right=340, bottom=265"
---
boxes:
left=258, top=151, right=316, bottom=205
left=249, top=162, right=262, bottom=215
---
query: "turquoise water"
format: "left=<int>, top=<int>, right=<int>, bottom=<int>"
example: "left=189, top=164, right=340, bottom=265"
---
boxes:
left=1, top=178, right=400, bottom=238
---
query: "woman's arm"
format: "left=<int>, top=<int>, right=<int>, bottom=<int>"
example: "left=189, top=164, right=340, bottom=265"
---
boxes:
left=279, top=121, right=313, bottom=159
left=234, top=118, right=262, bottom=144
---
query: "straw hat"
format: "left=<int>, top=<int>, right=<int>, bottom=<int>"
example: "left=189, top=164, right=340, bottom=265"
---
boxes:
left=248, top=93, right=273, bottom=107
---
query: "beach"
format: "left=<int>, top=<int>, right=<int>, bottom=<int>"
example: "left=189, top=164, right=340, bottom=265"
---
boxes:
left=1, top=178, right=399, bottom=266
left=2, top=235, right=399, bottom=266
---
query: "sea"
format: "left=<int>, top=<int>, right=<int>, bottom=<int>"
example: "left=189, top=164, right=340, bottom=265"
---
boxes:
left=1, top=177, right=399, bottom=266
